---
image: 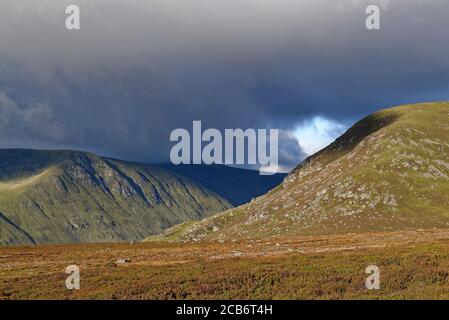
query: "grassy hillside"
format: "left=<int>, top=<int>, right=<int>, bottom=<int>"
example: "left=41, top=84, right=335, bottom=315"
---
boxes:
left=0, top=149, right=232, bottom=245
left=153, top=102, right=449, bottom=242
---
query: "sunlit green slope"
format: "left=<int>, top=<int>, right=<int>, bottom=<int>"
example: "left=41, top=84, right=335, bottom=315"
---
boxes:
left=153, top=102, right=449, bottom=242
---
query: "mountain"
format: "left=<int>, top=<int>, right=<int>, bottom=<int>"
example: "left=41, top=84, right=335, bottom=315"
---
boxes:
left=0, top=149, right=234, bottom=245
left=0, top=149, right=286, bottom=245
left=160, top=164, right=286, bottom=206
left=152, top=102, right=449, bottom=242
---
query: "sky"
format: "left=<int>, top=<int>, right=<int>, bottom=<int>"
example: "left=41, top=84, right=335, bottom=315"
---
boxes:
left=0, top=0, right=449, bottom=172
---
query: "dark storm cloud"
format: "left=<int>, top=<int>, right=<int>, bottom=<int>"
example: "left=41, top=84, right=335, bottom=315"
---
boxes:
left=0, top=0, right=448, bottom=170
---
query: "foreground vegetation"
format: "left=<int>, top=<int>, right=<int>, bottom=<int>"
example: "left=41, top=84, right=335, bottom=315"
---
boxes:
left=2, top=228, right=449, bottom=299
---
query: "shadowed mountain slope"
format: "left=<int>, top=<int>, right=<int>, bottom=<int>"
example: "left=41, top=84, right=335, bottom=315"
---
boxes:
left=161, top=164, right=286, bottom=206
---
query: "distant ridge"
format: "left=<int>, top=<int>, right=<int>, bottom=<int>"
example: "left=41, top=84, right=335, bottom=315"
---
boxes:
left=161, top=164, right=286, bottom=206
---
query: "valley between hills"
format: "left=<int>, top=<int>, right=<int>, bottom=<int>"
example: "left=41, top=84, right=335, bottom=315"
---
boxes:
left=0, top=102, right=448, bottom=299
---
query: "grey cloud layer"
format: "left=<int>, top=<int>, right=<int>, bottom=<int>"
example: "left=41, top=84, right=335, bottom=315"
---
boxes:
left=0, top=92, right=65, bottom=148
left=0, top=0, right=448, bottom=167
